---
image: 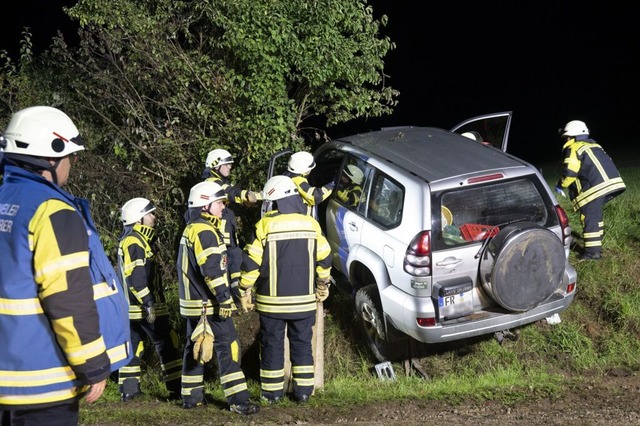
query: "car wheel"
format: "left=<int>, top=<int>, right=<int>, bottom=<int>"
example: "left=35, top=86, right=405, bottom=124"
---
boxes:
left=479, top=222, right=566, bottom=312
left=355, top=284, right=407, bottom=362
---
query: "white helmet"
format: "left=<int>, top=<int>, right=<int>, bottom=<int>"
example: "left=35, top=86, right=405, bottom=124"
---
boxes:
left=461, top=131, right=482, bottom=142
left=344, top=164, right=364, bottom=185
left=262, top=175, right=298, bottom=201
left=560, top=120, right=589, bottom=137
left=121, top=197, right=156, bottom=225
left=188, top=181, right=227, bottom=207
left=2, top=106, right=85, bottom=159
left=287, top=151, right=316, bottom=174
left=205, top=148, right=234, bottom=168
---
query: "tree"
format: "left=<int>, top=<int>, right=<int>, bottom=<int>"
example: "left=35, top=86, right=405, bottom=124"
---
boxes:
left=2, top=0, right=397, bottom=281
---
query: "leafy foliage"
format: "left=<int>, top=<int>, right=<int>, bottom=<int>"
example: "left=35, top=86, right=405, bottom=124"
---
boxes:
left=1, top=0, right=397, bottom=273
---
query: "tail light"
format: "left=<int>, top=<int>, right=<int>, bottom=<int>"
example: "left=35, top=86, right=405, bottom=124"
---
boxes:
left=404, top=231, right=432, bottom=276
left=555, top=204, right=572, bottom=246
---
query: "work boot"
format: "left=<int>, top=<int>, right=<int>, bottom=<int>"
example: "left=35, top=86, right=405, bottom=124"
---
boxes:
left=182, top=388, right=206, bottom=409
left=295, top=394, right=310, bottom=404
left=121, top=392, right=140, bottom=402
left=120, top=378, right=141, bottom=402
left=260, top=395, right=281, bottom=405
left=579, top=252, right=601, bottom=261
left=229, top=402, right=260, bottom=415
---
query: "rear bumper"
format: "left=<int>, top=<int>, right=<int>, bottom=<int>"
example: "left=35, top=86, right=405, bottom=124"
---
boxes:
left=383, top=285, right=575, bottom=344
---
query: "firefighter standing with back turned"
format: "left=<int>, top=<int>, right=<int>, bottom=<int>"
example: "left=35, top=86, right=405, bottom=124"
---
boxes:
left=117, top=198, right=182, bottom=402
left=240, top=175, right=332, bottom=404
left=555, top=120, right=626, bottom=260
left=176, top=181, right=259, bottom=415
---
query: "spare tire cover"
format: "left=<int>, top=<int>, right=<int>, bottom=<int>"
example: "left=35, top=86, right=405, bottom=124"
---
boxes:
left=479, top=222, right=565, bottom=312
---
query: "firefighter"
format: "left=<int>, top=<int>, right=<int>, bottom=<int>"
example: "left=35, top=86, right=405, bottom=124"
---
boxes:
left=284, top=151, right=334, bottom=217
left=556, top=120, right=626, bottom=260
left=239, top=175, right=332, bottom=404
left=117, top=198, right=182, bottom=402
left=0, top=106, right=131, bottom=424
left=201, top=148, right=262, bottom=305
left=176, top=181, right=259, bottom=415
left=336, top=164, right=364, bottom=208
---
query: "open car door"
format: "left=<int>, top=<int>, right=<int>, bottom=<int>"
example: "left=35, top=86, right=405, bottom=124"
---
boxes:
left=261, top=149, right=293, bottom=217
left=450, top=111, right=512, bottom=151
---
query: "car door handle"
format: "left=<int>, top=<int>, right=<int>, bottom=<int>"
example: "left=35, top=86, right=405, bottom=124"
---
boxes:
left=348, top=221, right=359, bottom=231
left=436, top=257, right=462, bottom=267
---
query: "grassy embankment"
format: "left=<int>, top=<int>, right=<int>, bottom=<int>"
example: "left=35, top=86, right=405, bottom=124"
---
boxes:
left=80, top=153, right=640, bottom=424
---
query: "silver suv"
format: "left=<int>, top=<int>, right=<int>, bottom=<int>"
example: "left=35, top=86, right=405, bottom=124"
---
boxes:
left=271, top=112, right=577, bottom=361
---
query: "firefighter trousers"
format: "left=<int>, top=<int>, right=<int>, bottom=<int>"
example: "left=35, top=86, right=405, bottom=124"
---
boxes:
left=181, top=315, right=250, bottom=406
left=259, top=314, right=315, bottom=401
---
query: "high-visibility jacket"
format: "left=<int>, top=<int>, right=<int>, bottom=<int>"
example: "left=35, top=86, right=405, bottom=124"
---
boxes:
left=0, top=165, right=131, bottom=409
left=203, top=169, right=262, bottom=281
left=240, top=210, right=332, bottom=319
left=336, top=183, right=362, bottom=208
left=176, top=213, right=232, bottom=317
left=285, top=172, right=333, bottom=216
left=118, top=224, right=169, bottom=320
left=558, top=137, right=626, bottom=210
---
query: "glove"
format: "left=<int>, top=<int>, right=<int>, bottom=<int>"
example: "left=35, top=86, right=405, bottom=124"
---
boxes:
left=219, top=298, right=237, bottom=319
left=239, top=288, right=255, bottom=313
left=555, top=186, right=566, bottom=198
left=325, top=181, right=336, bottom=191
left=144, top=301, right=156, bottom=324
left=191, top=307, right=214, bottom=364
left=246, top=191, right=258, bottom=203
left=315, top=278, right=330, bottom=302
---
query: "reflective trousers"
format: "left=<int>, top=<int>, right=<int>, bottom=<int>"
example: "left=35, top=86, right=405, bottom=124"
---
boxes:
left=259, top=314, right=315, bottom=401
left=181, top=315, right=249, bottom=406
left=580, top=197, right=605, bottom=256
left=118, top=316, right=182, bottom=396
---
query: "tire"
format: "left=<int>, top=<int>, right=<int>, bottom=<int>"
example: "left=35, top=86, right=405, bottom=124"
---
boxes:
left=479, top=222, right=565, bottom=312
left=355, top=284, right=407, bottom=362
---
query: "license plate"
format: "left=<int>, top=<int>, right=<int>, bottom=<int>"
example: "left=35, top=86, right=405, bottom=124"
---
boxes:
left=438, top=291, right=473, bottom=320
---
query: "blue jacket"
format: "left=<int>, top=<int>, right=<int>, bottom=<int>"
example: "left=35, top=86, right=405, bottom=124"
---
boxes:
left=0, top=165, right=131, bottom=409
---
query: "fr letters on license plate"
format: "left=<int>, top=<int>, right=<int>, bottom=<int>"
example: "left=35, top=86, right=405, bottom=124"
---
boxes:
left=438, top=291, right=473, bottom=320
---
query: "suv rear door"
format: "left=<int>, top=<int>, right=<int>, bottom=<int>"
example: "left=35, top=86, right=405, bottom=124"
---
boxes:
left=450, top=111, right=512, bottom=151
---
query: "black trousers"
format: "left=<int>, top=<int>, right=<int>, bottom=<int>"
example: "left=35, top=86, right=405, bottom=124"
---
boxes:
left=259, top=314, right=315, bottom=400
left=118, top=315, right=182, bottom=395
left=181, top=315, right=250, bottom=406
left=1, top=400, right=79, bottom=426
left=580, top=197, right=605, bottom=256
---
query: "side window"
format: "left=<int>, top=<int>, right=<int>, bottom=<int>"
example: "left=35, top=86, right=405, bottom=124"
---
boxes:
left=335, top=157, right=366, bottom=211
left=367, top=171, right=404, bottom=229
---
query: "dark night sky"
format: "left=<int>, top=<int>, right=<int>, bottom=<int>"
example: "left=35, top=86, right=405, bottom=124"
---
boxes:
left=2, top=2, right=639, bottom=165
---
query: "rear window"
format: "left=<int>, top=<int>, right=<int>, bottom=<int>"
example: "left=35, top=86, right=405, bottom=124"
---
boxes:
left=434, top=178, right=556, bottom=248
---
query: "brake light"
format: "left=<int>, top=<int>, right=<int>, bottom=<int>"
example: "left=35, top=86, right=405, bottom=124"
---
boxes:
left=404, top=231, right=431, bottom=276
left=566, top=282, right=575, bottom=293
left=467, top=173, right=504, bottom=184
left=417, top=316, right=436, bottom=327
left=555, top=205, right=572, bottom=246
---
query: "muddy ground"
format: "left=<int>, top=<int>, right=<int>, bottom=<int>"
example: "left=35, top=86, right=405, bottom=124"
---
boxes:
left=86, top=372, right=639, bottom=425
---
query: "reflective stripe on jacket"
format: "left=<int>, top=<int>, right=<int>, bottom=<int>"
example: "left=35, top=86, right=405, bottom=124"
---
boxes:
left=177, top=214, right=231, bottom=317
left=558, top=138, right=626, bottom=210
left=240, top=210, right=331, bottom=319
left=0, top=165, right=131, bottom=409
left=287, top=173, right=332, bottom=216
left=118, top=224, right=169, bottom=319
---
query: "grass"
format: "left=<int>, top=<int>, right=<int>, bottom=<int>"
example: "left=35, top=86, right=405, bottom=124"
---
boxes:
left=80, top=156, right=640, bottom=424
